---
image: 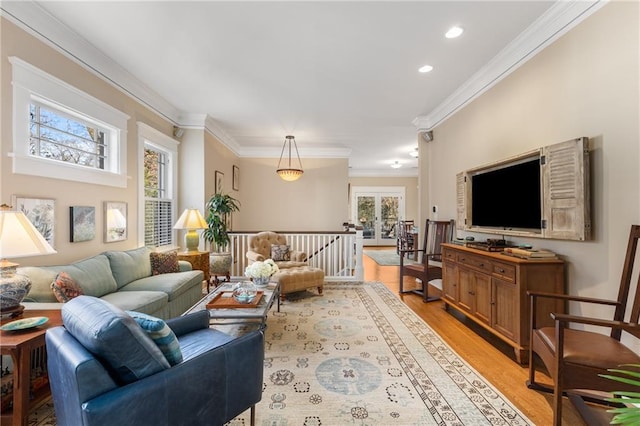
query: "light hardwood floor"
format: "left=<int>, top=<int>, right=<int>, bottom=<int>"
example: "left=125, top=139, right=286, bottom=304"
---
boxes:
left=362, top=247, right=589, bottom=426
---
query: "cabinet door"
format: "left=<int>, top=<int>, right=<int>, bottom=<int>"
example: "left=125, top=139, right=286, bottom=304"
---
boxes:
left=442, top=262, right=458, bottom=303
left=473, top=272, right=491, bottom=326
left=458, top=267, right=474, bottom=313
left=492, top=277, right=517, bottom=342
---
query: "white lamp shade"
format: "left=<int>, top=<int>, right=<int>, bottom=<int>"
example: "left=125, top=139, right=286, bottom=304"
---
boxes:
left=173, top=209, right=207, bottom=230
left=0, top=210, right=57, bottom=258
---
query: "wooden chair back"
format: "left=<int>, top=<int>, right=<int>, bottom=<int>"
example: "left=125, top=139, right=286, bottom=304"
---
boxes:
left=420, top=219, right=454, bottom=264
left=614, top=224, right=640, bottom=339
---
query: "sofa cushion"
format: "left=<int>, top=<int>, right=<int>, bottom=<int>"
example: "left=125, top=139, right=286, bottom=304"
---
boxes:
left=150, top=251, right=179, bottom=275
left=50, top=272, right=84, bottom=302
left=100, top=291, right=168, bottom=316
left=105, top=247, right=152, bottom=288
left=62, top=296, right=169, bottom=385
left=19, top=255, right=118, bottom=302
left=270, top=244, right=290, bottom=261
left=127, top=311, right=183, bottom=366
left=119, top=270, right=203, bottom=302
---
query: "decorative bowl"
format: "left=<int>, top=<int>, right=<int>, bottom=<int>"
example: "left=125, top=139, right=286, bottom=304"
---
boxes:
left=232, top=281, right=258, bottom=304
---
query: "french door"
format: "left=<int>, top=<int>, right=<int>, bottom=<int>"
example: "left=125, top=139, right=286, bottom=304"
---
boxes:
left=351, top=187, right=405, bottom=246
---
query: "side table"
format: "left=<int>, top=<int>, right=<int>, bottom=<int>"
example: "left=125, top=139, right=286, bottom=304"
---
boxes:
left=1, top=309, right=63, bottom=426
left=177, top=251, right=211, bottom=291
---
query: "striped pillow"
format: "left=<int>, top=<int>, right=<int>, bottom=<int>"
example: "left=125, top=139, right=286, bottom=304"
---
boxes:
left=127, top=311, right=183, bottom=366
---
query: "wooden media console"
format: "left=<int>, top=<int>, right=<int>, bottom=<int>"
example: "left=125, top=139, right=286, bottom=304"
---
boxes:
left=441, top=243, right=565, bottom=364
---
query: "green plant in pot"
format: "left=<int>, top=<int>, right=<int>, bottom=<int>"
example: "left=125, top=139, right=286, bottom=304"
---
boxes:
left=600, top=364, right=640, bottom=425
left=203, top=193, right=240, bottom=275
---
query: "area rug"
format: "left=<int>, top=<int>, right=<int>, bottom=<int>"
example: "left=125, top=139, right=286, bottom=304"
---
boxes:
left=30, top=282, right=530, bottom=425
left=364, top=249, right=418, bottom=266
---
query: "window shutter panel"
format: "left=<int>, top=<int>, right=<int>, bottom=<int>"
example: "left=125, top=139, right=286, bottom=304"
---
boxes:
left=541, top=137, right=590, bottom=240
left=456, top=172, right=467, bottom=231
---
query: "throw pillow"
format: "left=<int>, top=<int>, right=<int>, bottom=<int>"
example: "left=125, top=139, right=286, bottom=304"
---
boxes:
left=270, top=244, right=290, bottom=261
left=127, top=311, right=183, bottom=366
left=50, top=272, right=84, bottom=303
left=150, top=251, right=179, bottom=275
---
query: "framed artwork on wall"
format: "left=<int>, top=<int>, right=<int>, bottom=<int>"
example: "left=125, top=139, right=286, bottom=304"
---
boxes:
left=104, top=201, right=127, bottom=243
left=215, top=170, right=224, bottom=194
left=11, top=195, right=56, bottom=248
left=70, top=206, right=95, bottom=242
left=232, top=165, right=239, bottom=191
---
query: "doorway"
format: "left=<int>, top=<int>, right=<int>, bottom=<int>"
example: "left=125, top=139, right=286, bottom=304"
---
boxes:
left=351, top=187, right=405, bottom=246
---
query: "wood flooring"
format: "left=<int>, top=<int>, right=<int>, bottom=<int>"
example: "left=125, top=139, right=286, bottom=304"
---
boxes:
left=362, top=247, right=590, bottom=426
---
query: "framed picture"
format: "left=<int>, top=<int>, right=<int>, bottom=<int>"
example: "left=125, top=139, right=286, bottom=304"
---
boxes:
left=215, top=170, right=224, bottom=194
left=104, top=201, right=127, bottom=243
left=11, top=195, right=56, bottom=248
left=232, top=165, right=239, bottom=191
left=70, top=206, right=95, bottom=242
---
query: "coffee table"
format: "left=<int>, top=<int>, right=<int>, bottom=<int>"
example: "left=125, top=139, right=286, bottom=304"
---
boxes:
left=183, top=281, right=280, bottom=335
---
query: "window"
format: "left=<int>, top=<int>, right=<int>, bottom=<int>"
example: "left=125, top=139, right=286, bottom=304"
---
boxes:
left=138, top=122, right=178, bottom=249
left=11, top=57, right=129, bottom=187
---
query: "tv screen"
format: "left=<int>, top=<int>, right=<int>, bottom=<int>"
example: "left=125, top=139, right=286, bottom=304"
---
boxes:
left=471, top=158, right=541, bottom=231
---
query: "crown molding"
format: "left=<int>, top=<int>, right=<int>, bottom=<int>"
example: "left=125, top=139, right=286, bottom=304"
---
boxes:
left=413, top=0, right=608, bottom=131
left=1, top=1, right=182, bottom=125
left=349, top=168, right=418, bottom=178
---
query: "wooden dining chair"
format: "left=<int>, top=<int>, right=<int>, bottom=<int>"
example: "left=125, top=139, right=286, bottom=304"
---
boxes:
left=528, top=224, right=640, bottom=425
left=399, top=219, right=454, bottom=302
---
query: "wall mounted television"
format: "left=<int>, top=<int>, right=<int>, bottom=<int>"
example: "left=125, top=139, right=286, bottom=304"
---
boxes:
left=457, top=137, right=591, bottom=241
left=469, top=155, right=542, bottom=234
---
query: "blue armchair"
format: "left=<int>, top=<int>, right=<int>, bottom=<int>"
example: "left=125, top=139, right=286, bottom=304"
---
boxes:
left=45, top=296, right=264, bottom=426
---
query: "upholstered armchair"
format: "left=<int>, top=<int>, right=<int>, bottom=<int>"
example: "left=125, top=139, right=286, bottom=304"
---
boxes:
left=246, top=231, right=307, bottom=268
left=45, top=296, right=264, bottom=426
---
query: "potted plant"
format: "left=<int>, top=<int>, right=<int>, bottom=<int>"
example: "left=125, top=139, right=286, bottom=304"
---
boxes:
left=202, top=193, right=240, bottom=275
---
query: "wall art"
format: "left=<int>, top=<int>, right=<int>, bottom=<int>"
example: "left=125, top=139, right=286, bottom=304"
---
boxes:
left=232, top=165, right=239, bottom=191
left=104, top=201, right=127, bottom=243
left=70, top=206, right=95, bottom=242
left=215, top=170, right=224, bottom=194
left=11, top=195, right=56, bottom=248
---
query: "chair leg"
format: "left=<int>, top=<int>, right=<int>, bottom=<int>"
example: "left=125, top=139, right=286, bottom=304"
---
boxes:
left=250, top=405, right=256, bottom=426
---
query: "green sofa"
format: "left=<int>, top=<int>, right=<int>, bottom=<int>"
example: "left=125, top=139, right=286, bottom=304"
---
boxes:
left=19, top=247, right=204, bottom=319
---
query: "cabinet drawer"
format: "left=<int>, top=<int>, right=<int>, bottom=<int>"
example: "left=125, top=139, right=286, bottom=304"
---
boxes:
left=443, top=248, right=456, bottom=263
left=457, top=253, right=492, bottom=273
left=493, top=262, right=516, bottom=282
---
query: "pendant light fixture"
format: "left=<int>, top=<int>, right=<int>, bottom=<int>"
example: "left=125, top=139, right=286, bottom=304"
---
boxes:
left=277, top=135, right=304, bottom=181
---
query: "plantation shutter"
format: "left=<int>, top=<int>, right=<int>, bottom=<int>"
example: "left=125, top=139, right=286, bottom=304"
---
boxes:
left=541, top=137, right=591, bottom=240
left=456, top=172, right=467, bottom=231
left=144, top=200, right=173, bottom=247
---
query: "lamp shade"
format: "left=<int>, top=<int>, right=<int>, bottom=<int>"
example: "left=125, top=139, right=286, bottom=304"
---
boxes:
left=173, top=208, right=207, bottom=230
left=0, top=209, right=57, bottom=259
left=277, top=135, right=304, bottom=182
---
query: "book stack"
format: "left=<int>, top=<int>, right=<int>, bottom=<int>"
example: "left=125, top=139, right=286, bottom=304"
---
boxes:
left=503, top=247, right=558, bottom=259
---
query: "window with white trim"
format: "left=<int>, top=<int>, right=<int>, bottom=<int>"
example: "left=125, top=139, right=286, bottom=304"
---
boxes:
left=138, top=123, right=178, bottom=249
left=11, top=57, right=129, bottom=187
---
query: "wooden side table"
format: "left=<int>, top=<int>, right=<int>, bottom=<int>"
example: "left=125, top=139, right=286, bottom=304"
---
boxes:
left=177, top=251, right=211, bottom=290
left=1, top=309, right=63, bottom=426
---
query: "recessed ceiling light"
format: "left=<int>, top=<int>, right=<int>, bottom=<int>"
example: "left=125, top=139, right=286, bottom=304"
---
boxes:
left=418, top=65, right=433, bottom=73
left=409, top=148, right=419, bottom=158
left=390, top=161, right=402, bottom=169
left=445, top=26, right=464, bottom=39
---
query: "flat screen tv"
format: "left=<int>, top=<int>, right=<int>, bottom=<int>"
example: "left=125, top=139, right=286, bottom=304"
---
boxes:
left=470, top=156, right=542, bottom=232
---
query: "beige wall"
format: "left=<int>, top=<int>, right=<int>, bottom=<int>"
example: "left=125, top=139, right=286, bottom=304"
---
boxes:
left=424, top=2, right=639, bottom=327
left=240, top=157, right=349, bottom=231
left=0, top=18, right=175, bottom=265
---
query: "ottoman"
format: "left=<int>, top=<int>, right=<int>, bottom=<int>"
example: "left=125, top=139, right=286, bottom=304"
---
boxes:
left=272, top=266, right=324, bottom=300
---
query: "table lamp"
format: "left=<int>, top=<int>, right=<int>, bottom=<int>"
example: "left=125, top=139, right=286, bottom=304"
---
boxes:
left=0, top=204, right=57, bottom=316
left=173, top=208, right=207, bottom=252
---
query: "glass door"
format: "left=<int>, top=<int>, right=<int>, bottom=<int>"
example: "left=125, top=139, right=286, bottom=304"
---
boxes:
left=352, top=187, right=405, bottom=246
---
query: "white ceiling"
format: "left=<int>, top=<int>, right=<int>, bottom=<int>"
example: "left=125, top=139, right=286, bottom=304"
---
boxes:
left=2, top=1, right=604, bottom=176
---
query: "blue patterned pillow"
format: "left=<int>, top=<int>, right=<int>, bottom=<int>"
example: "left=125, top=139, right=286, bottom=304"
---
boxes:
left=127, top=311, right=183, bottom=366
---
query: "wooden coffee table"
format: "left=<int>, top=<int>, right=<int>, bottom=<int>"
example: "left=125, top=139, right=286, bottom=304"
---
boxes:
left=0, top=309, right=62, bottom=426
left=183, top=282, right=280, bottom=335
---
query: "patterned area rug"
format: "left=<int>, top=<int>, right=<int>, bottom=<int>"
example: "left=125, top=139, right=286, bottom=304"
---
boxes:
left=364, top=249, right=418, bottom=266
left=30, top=282, right=530, bottom=425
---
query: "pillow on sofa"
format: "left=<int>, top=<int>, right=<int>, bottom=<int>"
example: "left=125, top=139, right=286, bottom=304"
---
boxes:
left=150, top=251, right=179, bottom=275
left=50, top=272, right=84, bottom=302
left=127, top=311, right=183, bottom=365
left=270, top=244, right=290, bottom=261
left=62, top=296, right=169, bottom=384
